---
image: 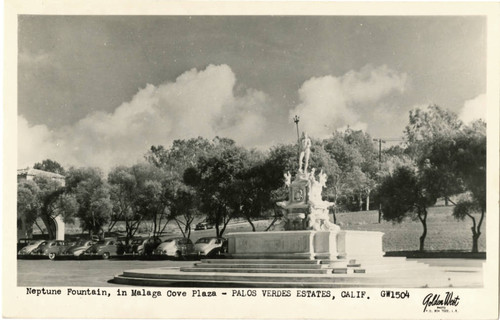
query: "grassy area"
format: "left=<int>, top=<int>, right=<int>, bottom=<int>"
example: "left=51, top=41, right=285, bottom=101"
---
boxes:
left=334, top=206, right=486, bottom=252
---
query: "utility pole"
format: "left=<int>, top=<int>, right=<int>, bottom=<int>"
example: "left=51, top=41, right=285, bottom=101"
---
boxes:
left=373, top=138, right=386, bottom=223
left=374, top=138, right=385, bottom=171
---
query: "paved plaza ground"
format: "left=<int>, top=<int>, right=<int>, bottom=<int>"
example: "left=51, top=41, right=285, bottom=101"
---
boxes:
left=17, top=258, right=484, bottom=287
left=18, top=259, right=195, bottom=287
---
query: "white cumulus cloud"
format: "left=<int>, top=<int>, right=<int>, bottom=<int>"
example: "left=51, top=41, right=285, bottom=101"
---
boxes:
left=18, top=64, right=272, bottom=170
left=460, top=93, right=486, bottom=123
left=289, top=64, right=407, bottom=138
left=18, top=116, right=58, bottom=169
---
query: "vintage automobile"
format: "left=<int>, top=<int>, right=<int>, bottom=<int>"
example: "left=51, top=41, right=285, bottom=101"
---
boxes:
left=123, top=237, right=144, bottom=254
left=153, top=237, right=194, bottom=258
left=131, top=237, right=163, bottom=255
left=31, top=240, right=74, bottom=260
left=63, top=240, right=95, bottom=257
left=17, top=238, right=32, bottom=252
left=118, top=237, right=142, bottom=254
left=82, top=238, right=125, bottom=259
left=193, top=237, right=227, bottom=257
left=18, top=240, right=45, bottom=255
left=194, top=222, right=214, bottom=230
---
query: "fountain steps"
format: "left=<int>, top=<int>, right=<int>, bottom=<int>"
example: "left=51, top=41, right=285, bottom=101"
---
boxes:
left=112, top=257, right=473, bottom=288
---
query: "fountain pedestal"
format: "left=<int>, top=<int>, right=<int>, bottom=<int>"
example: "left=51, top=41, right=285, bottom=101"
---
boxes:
left=226, top=230, right=339, bottom=260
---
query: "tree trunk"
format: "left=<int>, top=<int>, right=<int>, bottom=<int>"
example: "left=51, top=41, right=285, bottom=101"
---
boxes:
left=378, top=204, right=382, bottom=223
left=472, top=231, right=480, bottom=253
left=41, top=213, right=56, bottom=239
left=219, top=216, right=231, bottom=238
left=418, top=209, right=428, bottom=252
left=359, top=193, right=363, bottom=211
left=153, top=215, right=158, bottom=237
left=174, top=219, right=186, bottom=237
left=185, top=223, right=191, bottom=239
left=246, top=217, right=256, bottom=232
left=366, top=193, right=370, bottom=211
left=159, top=218, right=170, bottom=235
left=107, top=220, right=118, bottom=233
left=215, top=224, right=221, bottom=238
left=467, top=208, right=484, bottom=253
left=265, top=217, right=279, bottom=231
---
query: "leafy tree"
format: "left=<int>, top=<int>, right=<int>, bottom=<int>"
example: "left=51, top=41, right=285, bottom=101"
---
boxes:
left=227, top=150, right=276, bottom=231
left=447, top=122, right=486, bottom=252
left=33, top=159, right=66, bottom=175
left=17, top=180, right=41, bottom=237
left=33, top=176, right=77, bottom=239
left=404, top=104, right=463, bottom=160
left=343, top=166, right=376, bottom=211
left=323, top=130, right=376, bottom=212
left=379, top=152, right=414, bottom=177
left=146, top=137, right=214, bottom=176
left=184, top=139, right=249, bottom=237
left=453, top=195, right=484, bottom=253
left=406, top=105, right=486, bottom=252
left=257, top=144, right=299, bottom=229
left=168, top=185, right=200, bottom=239
left=323, top=131, right=364, bottom=172
left=404, top=105, right=468, bottom=208
left=66, top=167, right=112, bottom=238
left=132, top=163, right=172, bottom=237
left=378, top=166, right=437, bottom=251
left=145, top=137, right=215, bottom=236
left=383, top=145, right=409, bottom=158
left=107, top=166, right=143, bottom=242
left=343, top=128, right=378, bottom=175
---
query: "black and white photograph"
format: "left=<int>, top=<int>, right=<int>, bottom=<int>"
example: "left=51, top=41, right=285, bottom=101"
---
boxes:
left=3, top=1, right=499, bottom=319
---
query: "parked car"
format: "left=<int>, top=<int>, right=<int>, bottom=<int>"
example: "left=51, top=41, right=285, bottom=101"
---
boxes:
left=193, top=237, right=227, bottom=257
left=17, top=239, right=32, bottom=252
left=131, top=237, right=163, bottom=255
left=83, top=238, right=125, bottom=259
left=63, top=240, right=94, bottom=257
left=18, top=240, right=45, bottom=255
left=153, top=237, right=194, bottom=258
left=122, top=237, right=144, bottom=254
left=195, top=222, right=214, bottom=230
left=31, top=240, right=74, bottom=260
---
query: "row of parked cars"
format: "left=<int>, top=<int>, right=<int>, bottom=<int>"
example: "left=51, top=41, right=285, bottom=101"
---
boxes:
left=17, top=236, right=228, bottom=260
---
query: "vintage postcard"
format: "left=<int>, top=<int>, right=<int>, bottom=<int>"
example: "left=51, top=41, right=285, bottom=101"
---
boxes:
left=3, top=1, right=499, bottom=319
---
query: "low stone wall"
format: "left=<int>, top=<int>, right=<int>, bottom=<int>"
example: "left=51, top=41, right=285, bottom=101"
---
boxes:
left=226, top=229, right=384, bottom=260
left=337, top=230, right=385, bottom=259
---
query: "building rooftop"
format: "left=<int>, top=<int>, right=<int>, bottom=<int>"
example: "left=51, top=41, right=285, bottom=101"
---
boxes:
left=17, top=167, right=65, bottom=179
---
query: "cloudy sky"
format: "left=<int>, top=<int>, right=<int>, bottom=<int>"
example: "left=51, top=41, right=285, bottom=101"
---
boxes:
left=18, top=16, right=486, bottom=170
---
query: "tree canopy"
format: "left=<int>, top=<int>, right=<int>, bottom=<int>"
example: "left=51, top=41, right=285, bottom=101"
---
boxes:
left=66, top=167, right=112, bottom=237
left=379, top=105, right=487, bottom=252
left=33, top=159, right=66, bottom=175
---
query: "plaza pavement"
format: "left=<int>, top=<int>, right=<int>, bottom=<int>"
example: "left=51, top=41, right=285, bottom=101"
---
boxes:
left=17, top=258, right=483, bottom=287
